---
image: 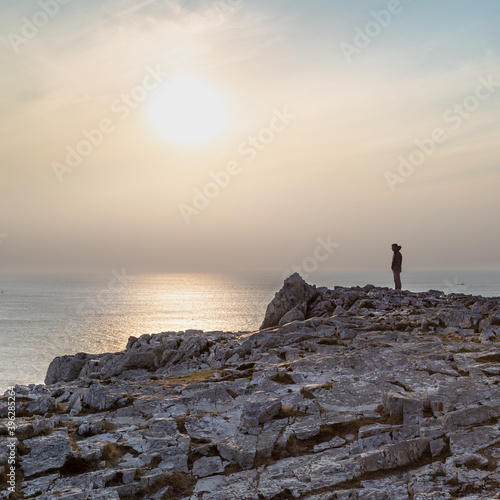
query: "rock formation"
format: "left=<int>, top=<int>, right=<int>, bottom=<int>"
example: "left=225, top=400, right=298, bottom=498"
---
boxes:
left=260, top=273, right=317, bottom=329
left=3, top=277, right=500, bottom=498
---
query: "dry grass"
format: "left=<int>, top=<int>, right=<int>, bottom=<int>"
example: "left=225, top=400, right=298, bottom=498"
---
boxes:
left=317, top=338, right=339, bottom=346
left=475, top=353, right=500, bottom=363
left=0, top=467, right=7, bottom=488
left=375, top=405, right=404, bottom=426
left=174, top=417, right=187, bottom=434
left=271, top=373, right=296, bottom=385
left=103, top=420, right=116, bottom=432
left=161, top=471, right=197, bottom=499
left=101, top=442, right=133, bottom=467
left=274, top=407, right=308, bottom=420
left=60, top=455, right=99, bottom=476
left=158, top=370, right=217, bottom=387
left=300, top=388, right=316, bottom=400
left=442, top=333, right=465, bottom=344
left=272, top=434, right=310, bottom=460
left=0, top=467, right=24, bottom=498
left=455, top=347, right=480, bottom=353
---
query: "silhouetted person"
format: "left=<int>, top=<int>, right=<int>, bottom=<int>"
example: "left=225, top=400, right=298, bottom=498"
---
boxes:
left=391, top=244, right=403, bottom=290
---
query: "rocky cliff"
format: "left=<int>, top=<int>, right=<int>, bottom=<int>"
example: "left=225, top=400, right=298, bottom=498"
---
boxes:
left=3, top=274, right=500, bottom=499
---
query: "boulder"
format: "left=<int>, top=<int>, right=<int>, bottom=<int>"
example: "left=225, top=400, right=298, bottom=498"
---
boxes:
left=193, top=456, right=224, bottom=477
left=45, top=353, right=94, bottom=384
left=437, top=309, right=482, bottom=329
left=240, top=398, right=282, bottom=428
left=78, top=420, right=104, bottom=436
left=382, top=392, right=428, bottom=424
left=218, top=435, right=258, bottom=469
left=185, top=414, right=236, bottom=442
left=25, top=395, right=56, bottom=415
left=449, top=425, right=500, bottom=454
left=21, top=429, right=72, bottom=477
left=83, top=384, right=109, bottom=411
left=360, top=438, right=430, bottom=472
left=261, top=274, right=316, bottom=329
left=123, top=350, right=157, bottom=370
left=278, top=302, right=307, bottom=326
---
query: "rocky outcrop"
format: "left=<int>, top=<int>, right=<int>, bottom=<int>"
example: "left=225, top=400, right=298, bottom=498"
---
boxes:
left=260, top=273, right=317, bottom=329
left=3, top=277, right=500, bottom=499
left=45, top=352, right=99, bottom=385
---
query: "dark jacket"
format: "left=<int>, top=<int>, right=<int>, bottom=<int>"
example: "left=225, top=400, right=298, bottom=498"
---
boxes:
left=391, top=247, right=402, bottom=273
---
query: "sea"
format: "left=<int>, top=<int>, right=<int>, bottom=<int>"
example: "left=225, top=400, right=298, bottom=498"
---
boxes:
left=1, top=269, right=500, bottom=393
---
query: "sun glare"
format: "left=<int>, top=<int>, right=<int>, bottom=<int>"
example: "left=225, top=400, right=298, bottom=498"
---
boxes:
left=147, top=76, right=230, bottom=145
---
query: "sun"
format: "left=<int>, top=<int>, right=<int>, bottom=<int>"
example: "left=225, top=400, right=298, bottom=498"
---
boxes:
left=147, top=76, right=230, bottom=145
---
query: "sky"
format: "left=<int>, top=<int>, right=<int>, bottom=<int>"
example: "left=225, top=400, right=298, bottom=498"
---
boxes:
left=0, top=0, right=499, bottom=274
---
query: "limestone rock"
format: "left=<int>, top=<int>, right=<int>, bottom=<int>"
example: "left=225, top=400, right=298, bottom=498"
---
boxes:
left=78, top=420, right=104, bottom=436
left=21, top=429, right=72, bottom=477
left=437, top=309, right=482, bottom=329
left=261, top=273, right=316, bottom=329
left=240, top=398, right=282, bottom=428
left=449, top=425, right=500, bottom=454
left=218, top=435, right=257, bottom=469
left=45, top=353, right=95, bottom=384
left=383, top=391, right=428, bottom=424
left=278, top=302, right=307, bottom=326
left=25, top=395, right=56, bottom=415
left=193, top=456, right=224, bottom=477
left=360, top=438, right=430, bottom=472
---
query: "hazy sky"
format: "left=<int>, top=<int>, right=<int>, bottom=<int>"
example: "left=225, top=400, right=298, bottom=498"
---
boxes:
left=1, top=0, right=499, bottom=274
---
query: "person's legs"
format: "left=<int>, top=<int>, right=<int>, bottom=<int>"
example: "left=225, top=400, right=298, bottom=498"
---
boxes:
left=393, top=271, right=402, bottom=290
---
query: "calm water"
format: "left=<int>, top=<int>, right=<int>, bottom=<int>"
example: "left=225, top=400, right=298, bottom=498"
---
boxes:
left=1, top=270, right=499, bottom=392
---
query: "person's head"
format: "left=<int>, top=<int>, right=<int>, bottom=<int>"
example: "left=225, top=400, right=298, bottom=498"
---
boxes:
left=391, top=243, right=400, bottom=251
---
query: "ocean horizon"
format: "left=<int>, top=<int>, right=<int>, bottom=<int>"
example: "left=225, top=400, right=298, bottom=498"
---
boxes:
left=1, top=269, right=499, bottom=393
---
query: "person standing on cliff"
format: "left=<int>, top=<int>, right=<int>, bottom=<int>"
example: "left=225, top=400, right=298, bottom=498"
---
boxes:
left=391, top=244, right=403, bottom=290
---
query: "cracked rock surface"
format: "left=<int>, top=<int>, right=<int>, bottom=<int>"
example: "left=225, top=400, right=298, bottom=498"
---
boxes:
left=3, top=276, right=500, bottom=499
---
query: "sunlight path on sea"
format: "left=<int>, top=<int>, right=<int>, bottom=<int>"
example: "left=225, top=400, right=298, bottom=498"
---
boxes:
left=0, top=273, right=279, bottom=391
